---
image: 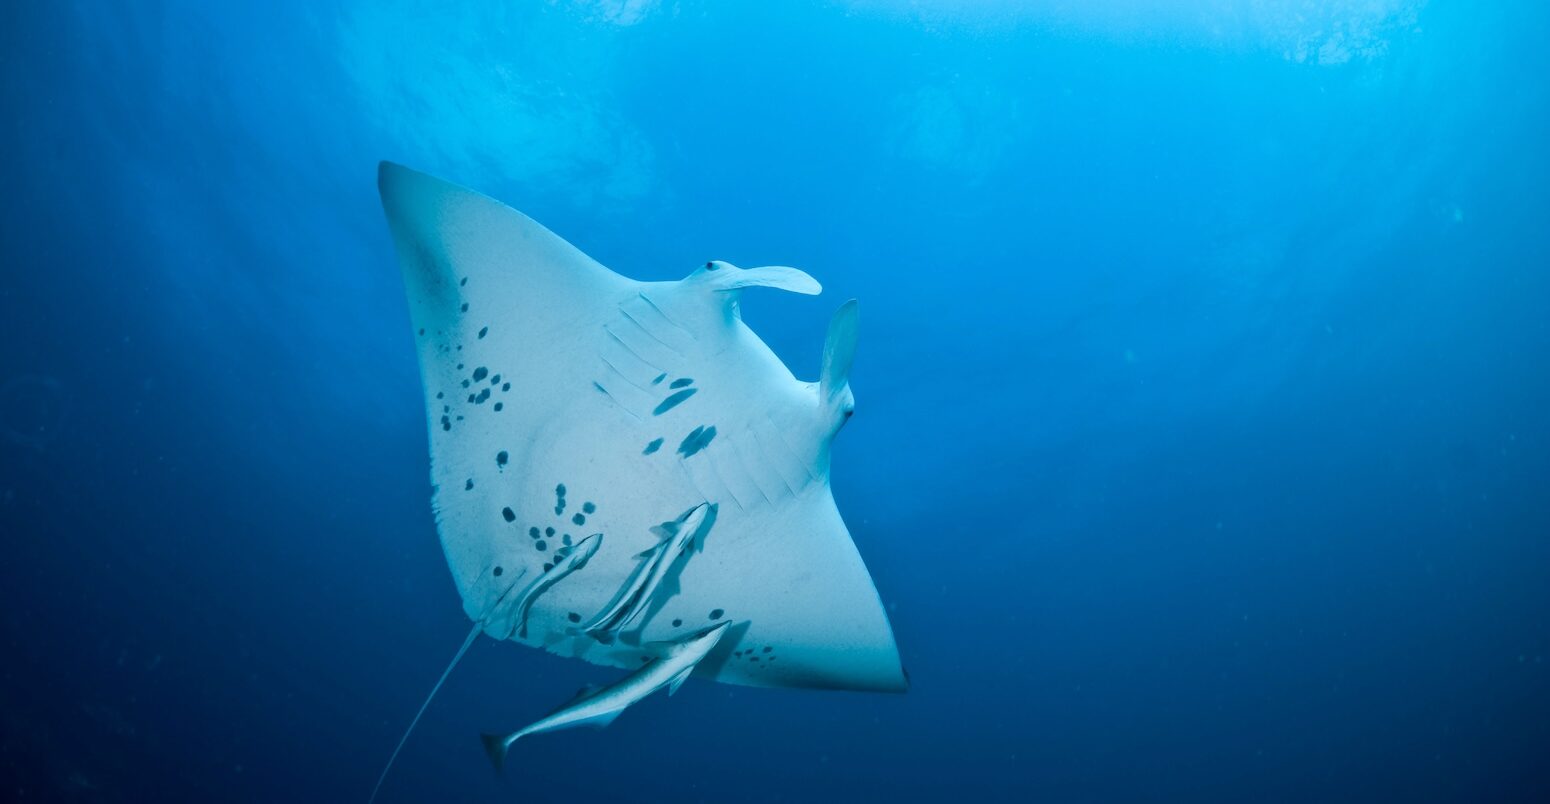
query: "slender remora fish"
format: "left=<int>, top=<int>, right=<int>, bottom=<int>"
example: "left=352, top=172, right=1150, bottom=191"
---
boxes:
left=580, top=503, right=714, bottom=642
left=366, top=570, right=524, bottom=804
left=481, top=620, right=732, bottom=771
left=487, top=532, right=604, bottom=639
left=370, top=534, right=602, bottom=802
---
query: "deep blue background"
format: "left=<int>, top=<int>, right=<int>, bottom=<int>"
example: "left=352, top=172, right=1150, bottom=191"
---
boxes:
left=3, top=1, right=1547, bottom=801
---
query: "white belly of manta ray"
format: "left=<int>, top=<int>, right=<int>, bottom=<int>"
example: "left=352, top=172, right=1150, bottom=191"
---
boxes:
left=368, top=162, right=905, bottom=799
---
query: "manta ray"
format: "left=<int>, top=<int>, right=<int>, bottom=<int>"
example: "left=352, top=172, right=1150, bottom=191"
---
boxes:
left=369, top=162, right=903, bottom=796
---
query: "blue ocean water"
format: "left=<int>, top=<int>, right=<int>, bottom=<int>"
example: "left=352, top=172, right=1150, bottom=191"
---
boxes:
left=2, top=0, right=1547, bottom=800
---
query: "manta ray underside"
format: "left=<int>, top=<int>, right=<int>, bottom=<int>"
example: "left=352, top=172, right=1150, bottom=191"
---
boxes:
left=367, top=163, right=909, bottom=799
left=377, top=161, right=904, bottom=695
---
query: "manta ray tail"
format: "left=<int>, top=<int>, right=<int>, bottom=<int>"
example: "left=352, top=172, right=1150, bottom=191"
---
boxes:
left=369, top=623, right=483, bottom=803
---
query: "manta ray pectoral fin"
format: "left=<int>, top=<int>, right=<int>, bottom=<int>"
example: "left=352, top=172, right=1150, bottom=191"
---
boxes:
left=376, top=160, right=629, bottom=388
left=820, top=299, right=860, bottom=400
left=717, top=265, right=822, bottom=296
left=376, top=161, right=622, bottom=295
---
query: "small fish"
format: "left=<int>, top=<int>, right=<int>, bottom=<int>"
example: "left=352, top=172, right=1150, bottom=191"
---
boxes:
left=579, top=503, right=713, bottom=642
left=488, top=533, right=604, bottom=639
left=480, top=621, right=732, bottom=771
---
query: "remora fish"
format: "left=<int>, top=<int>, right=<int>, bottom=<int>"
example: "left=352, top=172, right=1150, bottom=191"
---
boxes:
left=579, top=502, right=714, bottom=642
left=480, top=620, right=732, bottom=771
left=369, top=536, right=602, bottom=803
left=486, top=532, right=604, bottom=639
left=368, top=565, right=530, bottom=803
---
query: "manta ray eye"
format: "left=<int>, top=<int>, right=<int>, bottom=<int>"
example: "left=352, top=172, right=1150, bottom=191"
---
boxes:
left=705, top=261, right=718, bottom=270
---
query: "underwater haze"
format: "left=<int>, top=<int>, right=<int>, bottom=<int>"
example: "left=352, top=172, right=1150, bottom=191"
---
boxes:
left=3, top=0, right=1548, bottom=801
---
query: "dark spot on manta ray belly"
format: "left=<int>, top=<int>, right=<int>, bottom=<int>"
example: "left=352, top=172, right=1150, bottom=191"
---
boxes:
left=672, top=618, right=682, bottom=627
left=496, top=451, right=508, bottom=468
left=670, top=378, right=693, bottom=389
left=567, top=612, right=581, bottom=623
left=572, top=513, right=585, bottom=525
left=653, top=388, right=697, bottom=415
left=643, top=438, right=663, bottom=455
left=652, top=373, right=667, bottom=385
left=493, top=566, right=503, bottom=576
left=460, top=303, right=469, bottom=312
left=493, top=402, right=503, bottom=412
left=709, top=609, right=724, bottom=619
left=677, top=425, right=717, bottom=458
left=478, top=326, right=488, bottom=339
left=472, top=367, right=488, bottom=381
left=502, top=507, right=515, bottom=522
left=582, top=502, right=595, bottom=514
left=465, top=479, right=474, bottom=490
